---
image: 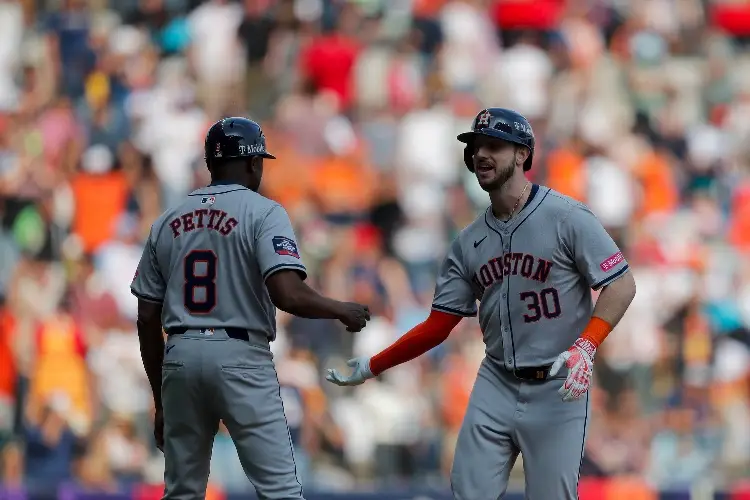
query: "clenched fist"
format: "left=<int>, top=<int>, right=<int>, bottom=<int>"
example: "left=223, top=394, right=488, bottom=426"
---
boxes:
left=336, top=302, right=371, bottom=332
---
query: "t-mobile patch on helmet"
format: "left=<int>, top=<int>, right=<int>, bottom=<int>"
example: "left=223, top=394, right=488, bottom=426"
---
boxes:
left=239, top=144, right=266, bottom=155
left=273, top=236, right=300, bottom=259
left=600, top=251, right=624, bottom=272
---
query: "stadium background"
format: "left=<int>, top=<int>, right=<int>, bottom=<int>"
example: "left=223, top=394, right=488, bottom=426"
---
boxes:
left=3, top=0, right=750, bottom=499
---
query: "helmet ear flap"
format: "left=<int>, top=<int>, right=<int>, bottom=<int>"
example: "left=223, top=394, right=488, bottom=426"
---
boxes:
left=464, top=145, right=474, bottom=172
left=523, top=159, right=532, bottom=171
left=523, top=151, right=533, bottom=171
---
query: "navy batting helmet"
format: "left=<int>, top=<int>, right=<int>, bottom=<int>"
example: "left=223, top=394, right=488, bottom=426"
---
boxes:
left=457, top=108, right=535, bottom=172
left=204, top=117, right=275, bottom=164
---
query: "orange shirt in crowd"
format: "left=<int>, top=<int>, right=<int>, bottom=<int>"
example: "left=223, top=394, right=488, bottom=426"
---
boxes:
left=71, top=170, right=129, bottom=253
left=634, top=151, right=678, bottom=218
left=603, top=477, right=657, bottom=500
left=311, top=155, right=376, bottom=215
left=30, top=313, right=91, bottom=427
left=545, top=146, right=586, bottom=201
left=259, top=146, right=312, bottom=213
left=730, top=211, right=750, bottom=252
left=729, top=185, right=750, bottom=252
left=579, top=478, right=657, bottom=500
left=412, top=0, right=447, bottom=17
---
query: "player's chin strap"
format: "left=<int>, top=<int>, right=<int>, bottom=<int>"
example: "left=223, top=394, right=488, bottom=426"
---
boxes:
left=549, top=317, right=612, bottom=402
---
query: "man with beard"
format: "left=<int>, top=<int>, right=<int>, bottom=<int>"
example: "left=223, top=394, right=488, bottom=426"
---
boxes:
left=324, top=108, right=637, bottom=499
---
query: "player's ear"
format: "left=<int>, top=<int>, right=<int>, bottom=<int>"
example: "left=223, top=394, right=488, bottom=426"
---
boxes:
left=250, top=156, right=264, bottom=174
left=516, top=146, right=530, bottom=167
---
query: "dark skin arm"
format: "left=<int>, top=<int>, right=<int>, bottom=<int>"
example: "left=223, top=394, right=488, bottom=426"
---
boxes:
left=265, top=270, right=370, bottom=332
left=136, top=298, right=165, bottom=451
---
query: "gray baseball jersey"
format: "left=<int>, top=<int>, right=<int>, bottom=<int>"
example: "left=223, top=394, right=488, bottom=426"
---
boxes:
left=131, top=182, right=307, bottom=499
left=441, top=185, right=629, bottom=499
left=432, top=185, right=628, bottom=369
left=130, top=183, right=307, bottom=339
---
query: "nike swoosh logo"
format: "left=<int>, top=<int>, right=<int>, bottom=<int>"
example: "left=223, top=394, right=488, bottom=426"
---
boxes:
left=165, top=345, right=175, bottom=355
left=474, top=236, right=487, bottom=248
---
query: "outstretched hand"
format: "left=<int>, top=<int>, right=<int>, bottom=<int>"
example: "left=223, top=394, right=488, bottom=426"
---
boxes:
left=325, top=356, right=374, bottom=386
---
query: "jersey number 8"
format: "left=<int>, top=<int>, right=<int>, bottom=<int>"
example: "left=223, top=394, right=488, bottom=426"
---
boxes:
left=519, top=288, right=561, bottom=323
left=184, top=250, right=217, bottom=314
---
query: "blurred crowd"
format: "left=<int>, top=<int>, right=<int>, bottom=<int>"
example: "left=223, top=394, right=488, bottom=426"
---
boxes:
left=2, top=0, right=750, bottom=496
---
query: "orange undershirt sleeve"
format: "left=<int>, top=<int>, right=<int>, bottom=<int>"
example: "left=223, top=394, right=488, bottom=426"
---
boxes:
left=369, top=310, right=463, bottom=376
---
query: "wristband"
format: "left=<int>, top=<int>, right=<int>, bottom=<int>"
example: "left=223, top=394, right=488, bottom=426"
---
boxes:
left=580, top=316, right=613, bottom=348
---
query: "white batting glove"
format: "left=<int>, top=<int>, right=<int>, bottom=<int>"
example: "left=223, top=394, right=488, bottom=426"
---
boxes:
left=325, top=356, right=374, bottom=386
left=549, top=338, right=596, bottom=402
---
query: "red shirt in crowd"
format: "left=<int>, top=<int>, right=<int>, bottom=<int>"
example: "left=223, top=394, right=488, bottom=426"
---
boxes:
left=300, top=33, right=360, bottom=109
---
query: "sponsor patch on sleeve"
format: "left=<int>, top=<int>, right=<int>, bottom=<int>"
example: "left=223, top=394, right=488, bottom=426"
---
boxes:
left=599, top=251, right=624, bottom=272
left=272, top=236, right=300, bottom=259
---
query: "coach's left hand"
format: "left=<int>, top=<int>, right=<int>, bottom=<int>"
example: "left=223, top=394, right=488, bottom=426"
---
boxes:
left=549, top=338, right=596, bottom=402
left=326, top=356, right=374, bottom=386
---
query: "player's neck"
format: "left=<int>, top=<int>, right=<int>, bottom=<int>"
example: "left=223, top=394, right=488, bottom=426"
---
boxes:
left=489, top=174, right=530, bottom=221
left=209, top=177, right=245, bottom=187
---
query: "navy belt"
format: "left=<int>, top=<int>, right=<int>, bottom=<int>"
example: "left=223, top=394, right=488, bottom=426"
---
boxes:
left=511, top=364, right=553, bottom=382
left=166, top=327, right=250, bottom=342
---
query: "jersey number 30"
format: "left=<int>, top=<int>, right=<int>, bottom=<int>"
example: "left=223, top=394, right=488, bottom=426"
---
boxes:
left=520, top=288, right=561, bottom=323
left=184, top=250, right=217, bottom=314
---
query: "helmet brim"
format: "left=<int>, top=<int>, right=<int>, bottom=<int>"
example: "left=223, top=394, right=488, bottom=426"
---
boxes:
left=206, top=152, right=277, bottom=161
left=457, top=128, right=518, bottom=145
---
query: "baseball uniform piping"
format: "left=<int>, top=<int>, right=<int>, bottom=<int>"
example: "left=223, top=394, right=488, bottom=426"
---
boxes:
left=188, top=188, right=249, bottom=196
left=431, top=304, right=477, bottom=317
left=262, top=263, right=308, bottom=281
left=483, top=210, right=504, bottom=240
left=506, top=189, right=551, bottom=370
left=591, top=264, right=629, bottom=291
left=576, top=391, right=590, bottom=496
left=130, top=289, right=164, bottom=303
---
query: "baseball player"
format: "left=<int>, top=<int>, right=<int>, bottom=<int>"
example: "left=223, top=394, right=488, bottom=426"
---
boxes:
left=325, top=108, right=637, bottom=499
left=131, top=117, right=370, bottom=500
